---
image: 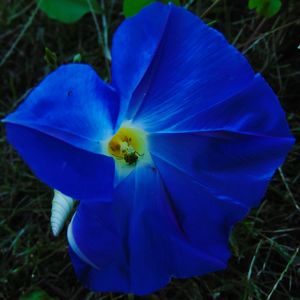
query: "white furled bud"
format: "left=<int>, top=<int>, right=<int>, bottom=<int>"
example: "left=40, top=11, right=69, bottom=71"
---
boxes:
left=51, top=190, right=74, bottom=237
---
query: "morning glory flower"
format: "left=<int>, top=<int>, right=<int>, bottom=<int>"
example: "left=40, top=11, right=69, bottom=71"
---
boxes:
left=3, top=2, right=294, bottom=295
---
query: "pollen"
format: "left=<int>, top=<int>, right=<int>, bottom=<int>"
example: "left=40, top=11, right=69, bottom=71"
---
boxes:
left=108, top=127, right=146, bottom=166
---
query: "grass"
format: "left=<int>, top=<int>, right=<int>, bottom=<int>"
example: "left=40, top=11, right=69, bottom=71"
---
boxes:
left=0, top=0, right=300, bottom=299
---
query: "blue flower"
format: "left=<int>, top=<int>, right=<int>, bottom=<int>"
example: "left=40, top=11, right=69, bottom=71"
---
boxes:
left=3, top=2, right=294, bottom=295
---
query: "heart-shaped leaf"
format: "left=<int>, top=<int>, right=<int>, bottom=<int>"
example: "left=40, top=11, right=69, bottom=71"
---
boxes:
left=37, top=0, right=101, bottom=23
left=248, top=0, right=281, bottom=18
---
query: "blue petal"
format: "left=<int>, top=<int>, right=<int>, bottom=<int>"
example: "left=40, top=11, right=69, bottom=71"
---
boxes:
left=151, top=155, right=249, bottom=257
left=4, top=64, right=119, bottom=153
left=5, top=124, right=114, bottom=202
left=169, top=75, right=293, bottom=137
left=111, top=3, right=170, bottom=126
left=148, top=131, right=293, bottom=208
left=68, top=173, right=135, bottom=293
left=68, top=164, right=240, bottom=295
left=111, top=3, right=254, bottom=131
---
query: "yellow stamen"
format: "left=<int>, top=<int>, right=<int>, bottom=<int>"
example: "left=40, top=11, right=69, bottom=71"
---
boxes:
left=108, top=127, right=146, bottom=165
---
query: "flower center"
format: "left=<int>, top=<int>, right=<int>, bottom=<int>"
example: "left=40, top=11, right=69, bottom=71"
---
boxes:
left=108, top=127, right=146, bottom=166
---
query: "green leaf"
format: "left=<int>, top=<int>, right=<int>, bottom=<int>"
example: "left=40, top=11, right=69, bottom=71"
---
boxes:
left=123, top=0, right=153, bottom=18
left=19, top=289, right=56, bottom=300
left=248, top=0, right=281, bottom=18
left=73, top=53, right=82, bottom=63
left=37, top=0, right=101, bottom=23
left=123, top=0, right=180, bottom=18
